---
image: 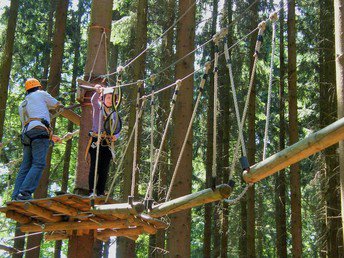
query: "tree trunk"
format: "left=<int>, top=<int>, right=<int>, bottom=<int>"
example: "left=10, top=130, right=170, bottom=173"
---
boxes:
left=151, top=0, right=175, bottom=256
left=275, top=1, right=287, bottom=256
left=288, top=0, right=302, bottom=257
left=167, top=0, right=195, bottom=257
left=247, top=1, right=259, bottom=257
left=0, top=0, right=19, bottom=142
left=319, top=0, right=343, bottom=256
left=334, top=0, right=344, bottom=251
left=41, top=0, right=56, bottom=89
left=70, top=0, right=113, bottom=256
left=12, top=222, right=25, bottom=258
left=26, top=1, right=69, bottom=257
left=117, top=0, right=147, bottom=257
left=54, top=1, right=84, bottom=257
left=220, top=1, right=233, bottom=257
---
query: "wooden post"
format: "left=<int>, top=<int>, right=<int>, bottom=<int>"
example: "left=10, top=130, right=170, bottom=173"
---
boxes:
left=335, top=0, right=344, bottom=248
left=243, top=117, right=344, bottom=183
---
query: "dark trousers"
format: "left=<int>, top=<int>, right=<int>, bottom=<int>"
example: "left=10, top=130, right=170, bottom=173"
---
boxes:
left=88, top=138, right=112, bottom=195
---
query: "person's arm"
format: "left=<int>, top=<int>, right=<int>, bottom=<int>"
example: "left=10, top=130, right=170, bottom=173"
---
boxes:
left=42, top=91, right=63, bottom=109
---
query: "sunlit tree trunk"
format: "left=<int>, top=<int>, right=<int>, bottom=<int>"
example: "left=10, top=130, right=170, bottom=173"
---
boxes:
left=167, top=0, right=195, bottom=257
left=288, top=0, right=302, bottom=257
left=0, top=0, right=19, bottom=142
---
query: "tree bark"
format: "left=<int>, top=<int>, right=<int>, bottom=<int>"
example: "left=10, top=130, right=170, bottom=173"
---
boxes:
left=117, top=0, right=148, bottom=257
left=319, top=0, right=343, bottom=256
left=288, top=1, right=302, bottom=257
left=334, top=0, right=344, bottom=250
left=26, top=1, right=69, bottom=257
left=275, top=1, right=287, bottom=256
left=167, top=0, right=195, bottom=257
left=70, top=0, right=113, bottom=256
left=0, top=0, right=19, bottom=142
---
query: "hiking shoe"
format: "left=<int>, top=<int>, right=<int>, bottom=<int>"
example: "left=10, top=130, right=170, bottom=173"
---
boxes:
left=17, top=193, right=32, bottom=201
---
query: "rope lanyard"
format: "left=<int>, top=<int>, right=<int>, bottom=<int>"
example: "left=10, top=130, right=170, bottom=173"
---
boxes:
left=88, top=31, right=106, bottom=81
left=165, top=63, right=211, bottom=201
left=229, top=20, right=267, bottom=178
left=149, top=74, right=156, bottom=198
left=131, top=81, right=144, bottom=197
left=263, top=12, right=278, bottom=160
left=224, top=40, right=247, bottom=158
left=92, top=89, right=104, bottom=203
left=106, top=98, right=147, bottom=203
left=145, top=80, right=182, bottom=200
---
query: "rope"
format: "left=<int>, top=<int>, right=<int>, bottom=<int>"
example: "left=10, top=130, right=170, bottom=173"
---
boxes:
left=102, top=0, right=199, bottom=77
left=106, top=98, right=147, bottom=203
left=223, top=183, right=252, bottom=204
left=165, top=63, right=211, bottom=201
left=148, top=75, right=156, bottom=199
left=145, top=80, right=182, bottom=200
left=229, top=20, right=267, bottom=179
left=262, top=12, right=278, bottom=160
left=224, top=40, right=247, bottom=157
left=131, top=81, right=144, bottom=197
left=92, top=89, right=104, bottom=200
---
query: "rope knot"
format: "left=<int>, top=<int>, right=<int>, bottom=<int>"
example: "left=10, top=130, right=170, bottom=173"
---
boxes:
left=116, top=66, right=124, bottom=74
left=212, top=28, right=228, bottom=44
left=258, top=21, right=267, bottom=31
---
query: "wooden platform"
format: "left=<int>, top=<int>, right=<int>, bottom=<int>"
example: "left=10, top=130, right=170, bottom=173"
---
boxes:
left=0, top=194, right=168, bottom=242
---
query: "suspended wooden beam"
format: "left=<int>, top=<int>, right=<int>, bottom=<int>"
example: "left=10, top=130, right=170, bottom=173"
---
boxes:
left=148, top=184, right=233, bottom=218
left=96, top=227, right=143, bottom=241
left=243, top=117, right=344, bottom=183
left=6, top=210, right=31, bottom=224
left=93, top=202, right=145, bottom=218
left=21, top=219, right=131, bottom=233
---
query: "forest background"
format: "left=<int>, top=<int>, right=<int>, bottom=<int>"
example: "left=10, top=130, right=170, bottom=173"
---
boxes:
left=0, top=0, right=342, bottom=257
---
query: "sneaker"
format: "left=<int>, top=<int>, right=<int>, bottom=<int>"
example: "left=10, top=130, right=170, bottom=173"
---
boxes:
left=17, top=193, right=32, bottom=201
left=88, top=192, right=97, bottom=198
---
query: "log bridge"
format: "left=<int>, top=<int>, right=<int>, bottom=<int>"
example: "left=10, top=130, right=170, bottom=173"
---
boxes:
left=0, top=185, right=232, bottom=241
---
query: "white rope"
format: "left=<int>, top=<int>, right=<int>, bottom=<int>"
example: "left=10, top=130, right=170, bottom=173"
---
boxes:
left=106, top=98, right=147, bottom=203
left=263, top=12, right=278, bottom=160
left=223, top=183, right=251, bottom=204
left=145, top=80, right=182, bottom=200
left=224, top=41, right=247, bottom=157
left=229, top=21, right=267, bottom=179
left=131, top=81, right=144, bottom=197
left=148, top=75, right=156, bottom=200
left=165, top=63, right=211, bottom=201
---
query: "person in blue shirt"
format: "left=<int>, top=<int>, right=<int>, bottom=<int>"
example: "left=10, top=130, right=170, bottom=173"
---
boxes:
left=12, top=78, right=62, bottom=201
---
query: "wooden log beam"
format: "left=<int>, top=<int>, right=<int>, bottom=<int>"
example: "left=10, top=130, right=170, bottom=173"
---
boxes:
left=39, top=200, right=79, bottom=217
left=21, top=219, right=131, bottom=233
left=148, top=184, right=233, bottom=218
left=6, top=210, right=31, bottom=224
left=243, top=117, right=344, bottom=183
left=97, top=227, right=143, bottom=240
left=93, top=202, right=145, bottom=218
left=139, top=214, right=168, bottom=229
left=23, top=202, right=61, bottom=222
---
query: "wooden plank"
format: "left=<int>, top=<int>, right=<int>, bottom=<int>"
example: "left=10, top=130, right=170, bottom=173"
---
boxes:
left=23, top=202, right=61, bottom=222
left=139, top=214, right=168, bottom=229
left=37, top=200, right=79, bottom=217
left=243, top=117, right=344, bottom=183
left=93, top=202, right=145, bottom=218
left=59, top=108, right=80, bottom=126
left=148, top=184, right=233, bottom=218
left=21, top=219, right=132, bottom=233
left=6, top=210, right=31, bottom=224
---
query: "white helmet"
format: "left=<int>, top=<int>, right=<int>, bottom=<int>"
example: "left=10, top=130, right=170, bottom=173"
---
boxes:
left=103, top=87, right=113, bottom=95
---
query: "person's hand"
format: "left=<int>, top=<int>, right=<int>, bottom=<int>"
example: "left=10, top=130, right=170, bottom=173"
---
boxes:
left=110, top=135, right=117, bottom=142
left=52, top=135, right=62, bottom=143
left=94, top=84, right=103, bottom=94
